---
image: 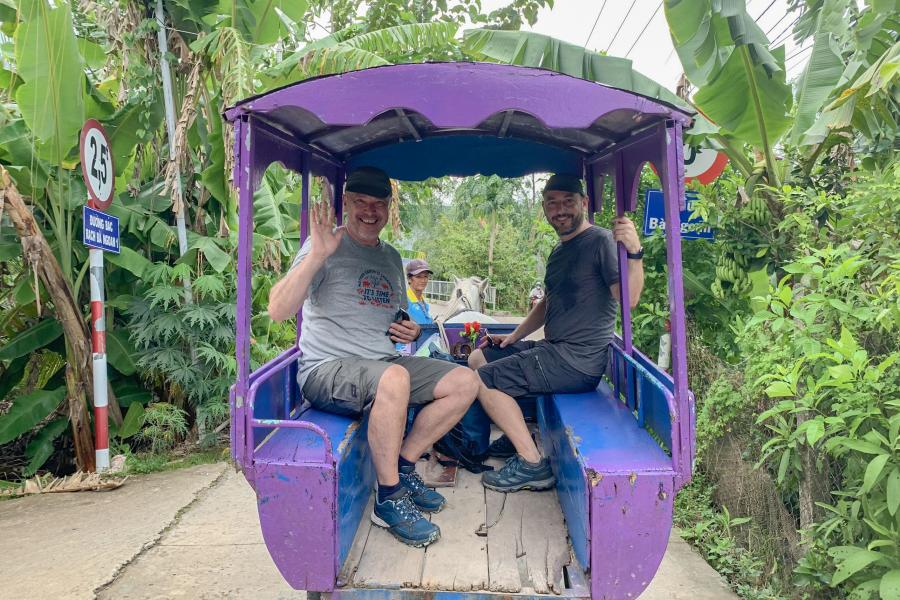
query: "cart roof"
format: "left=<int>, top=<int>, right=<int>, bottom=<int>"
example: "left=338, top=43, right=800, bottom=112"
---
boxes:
left=225, top=62, right=693, bottom=180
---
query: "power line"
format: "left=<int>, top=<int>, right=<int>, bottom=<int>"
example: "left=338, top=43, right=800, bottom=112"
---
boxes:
left=584, top=0, right=609, bottom=48
left=624, top=1, right=662, bottom=58
left=605, top=0, right=637, bottom=54
left=755, top=0, right=777, bottom=23
left=765, top=11, right=789, bottom=36
left=771, top=14, right=803, bottom=47
left=786, top=44, right=813, bottom=63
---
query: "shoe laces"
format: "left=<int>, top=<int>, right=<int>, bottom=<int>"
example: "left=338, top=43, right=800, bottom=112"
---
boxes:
left=391, top=491, right=423, bottom=522
left=399, top=468, right=428, bottom=496
left=499, top=454, right=523, bottom=475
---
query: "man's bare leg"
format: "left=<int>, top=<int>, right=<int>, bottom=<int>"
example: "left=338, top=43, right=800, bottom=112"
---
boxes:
left=476, top=383, right=541, bottom=463
left=400, top=367, right=479, bottom=462
left=368, top=364, right=411, bottom=486
left=467, top=348, right=541, bottom=463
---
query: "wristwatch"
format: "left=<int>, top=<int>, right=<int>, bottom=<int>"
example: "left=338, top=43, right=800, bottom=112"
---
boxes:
left=626, top=247, right=644, bottom=260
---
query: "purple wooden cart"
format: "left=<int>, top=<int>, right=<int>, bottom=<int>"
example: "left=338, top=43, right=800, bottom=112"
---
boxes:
left=225, top=62, right=696, bottom=600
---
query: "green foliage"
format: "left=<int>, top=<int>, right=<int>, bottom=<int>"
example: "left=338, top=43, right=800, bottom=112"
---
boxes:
left=0, top=387, right=65, bottom=446
left=136, top=403, right=189, bottom=454
left=675, top=476, right=788, bottom=599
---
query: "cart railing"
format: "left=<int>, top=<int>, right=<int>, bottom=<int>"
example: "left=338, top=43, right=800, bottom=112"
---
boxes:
left=425, top=279, right=496, bottom=310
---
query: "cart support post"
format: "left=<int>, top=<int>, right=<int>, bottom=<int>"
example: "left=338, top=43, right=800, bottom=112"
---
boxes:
left=296, top=153, right=310, bottom=341
left=660, top=120, right=693, bottom=485
left=613, top=151, right=634, bottom=355
left=233, top=116, right=254, bottom=469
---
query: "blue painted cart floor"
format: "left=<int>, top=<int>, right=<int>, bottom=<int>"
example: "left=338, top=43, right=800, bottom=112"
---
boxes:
left=337, top=460, right=586, bottom=597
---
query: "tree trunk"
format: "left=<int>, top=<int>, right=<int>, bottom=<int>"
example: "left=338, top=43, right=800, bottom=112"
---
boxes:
left=2, top=170, right=97, bottom=471
left=797, top=411, right=830, bottom=531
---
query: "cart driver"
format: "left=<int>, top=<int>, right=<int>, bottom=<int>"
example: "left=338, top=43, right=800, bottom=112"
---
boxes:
left=468, top=173, right=645, bottom=492
left=268, top=166, right=480, bottom=548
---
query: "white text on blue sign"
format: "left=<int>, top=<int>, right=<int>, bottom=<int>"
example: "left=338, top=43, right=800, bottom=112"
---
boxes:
left=82, top=206, right=121, bottom=254
left=642, top=190, right=715, bottom=240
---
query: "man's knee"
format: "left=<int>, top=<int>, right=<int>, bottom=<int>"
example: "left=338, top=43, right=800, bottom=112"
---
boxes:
left=439, top=366, right=481, bottom=401
left=376, top=364, right=410, bottom=401
left=468, top=349, right=486, bottom=369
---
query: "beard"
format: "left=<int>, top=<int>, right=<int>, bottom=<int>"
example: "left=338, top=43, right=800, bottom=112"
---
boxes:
left=550, top=210, right=584, bottom=236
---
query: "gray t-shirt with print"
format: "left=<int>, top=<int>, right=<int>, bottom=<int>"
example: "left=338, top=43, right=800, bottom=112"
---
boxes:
left=291, top=234, right=407, bottom=389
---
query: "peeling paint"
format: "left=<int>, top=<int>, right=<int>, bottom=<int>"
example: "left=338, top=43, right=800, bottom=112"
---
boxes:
left=337, top=421, right=361, bottom=455
left=628, top=473, right=637, bottom=486
left=586, top=468, right=603, bottom=487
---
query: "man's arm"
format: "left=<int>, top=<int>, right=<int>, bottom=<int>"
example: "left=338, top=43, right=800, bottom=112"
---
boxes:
left=494, top=297, right=546, bottom=347
left=610, top=259, right=644, bottom=309
left=609, top=216, right=644, bottom=309
left=268, top=199, right=343, bottom=322
left=268, top=251, right=326, bottom=321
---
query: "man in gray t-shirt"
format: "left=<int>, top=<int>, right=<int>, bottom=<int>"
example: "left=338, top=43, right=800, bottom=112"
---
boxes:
left=268, top=167, right=479, bottom=549
left=468, top=174, right=645, bottom=493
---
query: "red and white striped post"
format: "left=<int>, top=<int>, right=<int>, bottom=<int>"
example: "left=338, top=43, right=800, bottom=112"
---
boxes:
left=81, top=120, right=115, bottom=472
left=89, top=247, right=110, bottom=470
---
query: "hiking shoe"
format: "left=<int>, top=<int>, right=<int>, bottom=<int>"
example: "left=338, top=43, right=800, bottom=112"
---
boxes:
left=399, top=465, right=447, bottom=512
left=481, top=455, right=556, bottom=492
left=372, top=488, right=441, bottom=547
left=487, top=434, right=517, bottom=458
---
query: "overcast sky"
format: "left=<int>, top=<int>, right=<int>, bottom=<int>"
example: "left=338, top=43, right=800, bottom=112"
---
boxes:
left=480, top=0, right=813, bottom=90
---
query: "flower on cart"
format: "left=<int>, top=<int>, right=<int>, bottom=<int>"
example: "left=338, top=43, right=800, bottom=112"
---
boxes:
left=462, top=321, right=482, bottom=346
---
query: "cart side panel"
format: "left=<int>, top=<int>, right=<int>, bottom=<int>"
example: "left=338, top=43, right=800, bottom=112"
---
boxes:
left=256, top=459, right=337, bottom=591
left=336, top=416, right=376, bottom=570
left=537, top=394, right=591, bottom=570
left=589, top=474, right=674, bottom=600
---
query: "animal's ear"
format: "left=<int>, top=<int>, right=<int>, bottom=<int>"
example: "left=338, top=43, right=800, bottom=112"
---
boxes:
left=479, top=278, right=489, bottom=291
left=454, top=276, right=463, bottom=286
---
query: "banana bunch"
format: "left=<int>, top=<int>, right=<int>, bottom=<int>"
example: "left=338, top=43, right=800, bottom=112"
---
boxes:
left=745, top=195, right=769, bottom=226
left=712, top=252, right=752, bottom=298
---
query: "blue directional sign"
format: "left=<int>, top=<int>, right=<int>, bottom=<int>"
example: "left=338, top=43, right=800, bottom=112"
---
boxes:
left=82, top=205, right=120, bottom=254
left=642, top=189, right=715, bottom=241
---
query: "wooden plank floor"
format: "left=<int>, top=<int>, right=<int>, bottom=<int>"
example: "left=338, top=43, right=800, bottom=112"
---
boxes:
left=346, top=467, right=572, bottom=593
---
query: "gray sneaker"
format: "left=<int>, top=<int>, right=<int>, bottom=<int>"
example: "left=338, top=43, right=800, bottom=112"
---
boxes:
left=481, top=455, right=556, bottom=492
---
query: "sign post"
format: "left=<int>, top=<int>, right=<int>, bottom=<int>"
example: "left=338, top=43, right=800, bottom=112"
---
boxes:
left=80, top=120, right=117, bottom=472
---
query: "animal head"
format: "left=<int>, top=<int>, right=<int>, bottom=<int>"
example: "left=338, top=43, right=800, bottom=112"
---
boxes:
left=453, top=276, right=489, bottom=311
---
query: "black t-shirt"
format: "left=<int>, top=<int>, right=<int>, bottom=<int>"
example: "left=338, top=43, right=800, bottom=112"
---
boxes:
left=543, top=226, right=619, bottom=376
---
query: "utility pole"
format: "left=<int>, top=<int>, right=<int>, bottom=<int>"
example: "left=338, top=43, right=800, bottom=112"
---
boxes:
left=155, top=0, right=193, bottom=302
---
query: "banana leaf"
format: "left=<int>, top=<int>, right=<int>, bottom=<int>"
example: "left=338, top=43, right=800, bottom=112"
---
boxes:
left=0, top=386, right=65, bottom=445
left=461, top=28, right=691, bottom=112
left=791, top=32, right=846, bottom=146
left=0, top=318, right=63, bottom=361
left=692, top=45, right=792, bottom=149
left=107, top=329, right=139, bottom=376
left=14, top=0, right=85, bottom=164
left=23, top=417, right=68, bottom=476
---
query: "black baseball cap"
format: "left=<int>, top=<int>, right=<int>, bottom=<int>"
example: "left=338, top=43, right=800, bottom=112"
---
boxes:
left=345, top=166, right=392, bottom=199
left=543, top=173, right=584, bottom=195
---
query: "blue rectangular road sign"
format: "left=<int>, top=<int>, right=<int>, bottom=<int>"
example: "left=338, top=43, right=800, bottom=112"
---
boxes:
left=82, top=205, right=120, bottom=254
left=642, top=189, right=715, bottom=241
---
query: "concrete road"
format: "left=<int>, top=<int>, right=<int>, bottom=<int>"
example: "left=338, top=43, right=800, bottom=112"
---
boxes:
left=1, top=464, right=735, bottom=599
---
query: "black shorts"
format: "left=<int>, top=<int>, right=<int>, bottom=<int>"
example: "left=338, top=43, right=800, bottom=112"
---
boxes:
left=478, top=340, right=601, bottom=398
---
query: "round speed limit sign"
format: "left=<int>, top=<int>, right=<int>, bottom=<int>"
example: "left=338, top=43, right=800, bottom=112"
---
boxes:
left=80, top=120, right=115, bottom=210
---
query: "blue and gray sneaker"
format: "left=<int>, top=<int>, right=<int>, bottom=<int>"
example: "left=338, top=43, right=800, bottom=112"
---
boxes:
left=399, top=465, right=447, bottom=512
left=372, top=488, right=441, bottom=547
left=481, top=455, right=556, bottom=492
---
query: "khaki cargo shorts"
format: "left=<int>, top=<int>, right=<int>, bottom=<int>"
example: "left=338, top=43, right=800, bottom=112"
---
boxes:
left=302, top=355, right=460, bottom=417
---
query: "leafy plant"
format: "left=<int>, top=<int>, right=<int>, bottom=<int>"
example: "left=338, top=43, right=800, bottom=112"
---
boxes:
left=136, top=403, right=189, bottom=454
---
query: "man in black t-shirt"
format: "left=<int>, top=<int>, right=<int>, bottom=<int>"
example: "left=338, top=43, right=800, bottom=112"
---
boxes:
left=468, top=173, right=645, bottom=492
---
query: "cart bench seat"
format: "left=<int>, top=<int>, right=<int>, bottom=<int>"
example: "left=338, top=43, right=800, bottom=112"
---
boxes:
left=539, top=379, right=675, bottom=573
